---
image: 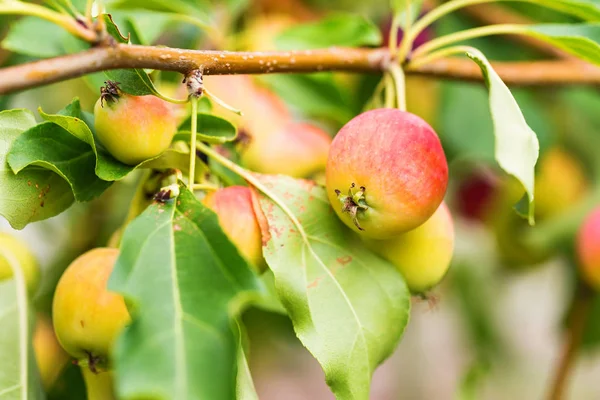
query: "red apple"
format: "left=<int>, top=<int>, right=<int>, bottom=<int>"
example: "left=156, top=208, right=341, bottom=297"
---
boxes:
left=576, top=207, right=600, bottom=289
left=203, top=186, right=266, bottom=273
left=326, top=108, right=448, bottom=239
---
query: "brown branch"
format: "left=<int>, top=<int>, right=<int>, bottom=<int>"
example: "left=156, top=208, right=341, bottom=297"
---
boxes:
left=546, top=283, right=594, bottom=400
left=0, top=43, right=599, bottom=95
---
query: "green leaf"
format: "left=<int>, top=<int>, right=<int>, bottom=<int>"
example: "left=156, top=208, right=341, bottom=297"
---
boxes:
left=235, top=322, right=258, bottom=400
left=176, top=114, right=238, bottom=144
left=7, top=122, right=113, bottom=202
left=109, top=188, right=264, bottom=399
left=258, top=73, right=353, bottom=125
left=105, top=0, right=212, bottom=26
left=391, top=0, right=423, bottom=29
left=524, top=23, right=600, bottom=64
left=37, top=99, right=201, bottom=182
left=0, top=109, right=74, bottom=230
left=275, top=13, right=382, bottom=50
left=0, top=248, right=44, bottom=399
left=254, top=174, right=410, bottom=399
left=1, top=17, right=69, bottom=58
left=521, top=0, right=600, bottom=22
left=465, top=49, right=539, bottom=224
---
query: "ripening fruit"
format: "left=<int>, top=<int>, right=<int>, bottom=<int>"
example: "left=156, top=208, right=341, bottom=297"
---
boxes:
left=203, top=186, right=266, bottom=273
left=326, top=108, right=448, bottom=239
left=203, top=75, right=290, bottom=135
left=33, top=313, right=70, bottom=390
left=0, top=233, right=40, bottom=295
left=576, top=207, right=600, bottom=289
left=535, top=147, right=588, bottom=219
left=94, top=82, right=178, bottom=165
left=52, top=248, right=130, bottom=363
left=365, top=202, right=454, bottom=293
left=240, top=121, right=332, bottom=178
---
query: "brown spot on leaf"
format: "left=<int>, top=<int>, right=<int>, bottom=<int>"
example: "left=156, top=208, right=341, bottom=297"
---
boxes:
left=40, top=200, right=44, bottom=207
left=27, top=181, right=31, bottom=186
left=336, top=255, right=352, bottom=265
left=249, top=187, right=271, bottom=247
left=307, top=277, right=322, bottom=289
left=173, top=224, right=182, bottom=231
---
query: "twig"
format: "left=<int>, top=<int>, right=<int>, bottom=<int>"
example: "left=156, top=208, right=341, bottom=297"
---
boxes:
left=0, top=44, right=599, bottom=94
left=547, top=282, right=594, bottom=400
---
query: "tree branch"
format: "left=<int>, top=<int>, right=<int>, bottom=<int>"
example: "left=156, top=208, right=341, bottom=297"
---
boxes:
left=0, top=43, right=599, bottom=95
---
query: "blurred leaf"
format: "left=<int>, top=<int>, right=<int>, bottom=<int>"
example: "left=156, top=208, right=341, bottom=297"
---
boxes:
left=457, top=361, right=490, bottom=400
left=0, top=249, right=44, bottom=399
left=106, top=0, right=211, bottom=24
left=176, top=114, right=238, bottom=144
left=531, top=0, right=600, bottom=21
left=7, top=121, right=113, bottom=202
left=47, top=362, right=86, bottom=400
left=258, top=73, right=353, bottom=124
left=120, top=11, right=178, bottom=45
left=109, top=188, right=264, bottom=399
left=391, top=0, right=423, bottom=29
left=275, top=13, right=382, bottom=50
left=0, top=109, right=74, bottom=230
left=1, top=17, right=70, bottom=58
left=235, top=322, right=258, bottom=400
left=254, top=174, right=410, bottom=399
left=466, top=49, right=539, bottom=224
left=519, top=23, right=600, bottom=64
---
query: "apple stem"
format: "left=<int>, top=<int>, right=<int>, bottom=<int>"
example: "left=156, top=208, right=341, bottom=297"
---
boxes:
left=189, top=97, right=198, bottom=188
left=384, top=73, right=395, bottom=109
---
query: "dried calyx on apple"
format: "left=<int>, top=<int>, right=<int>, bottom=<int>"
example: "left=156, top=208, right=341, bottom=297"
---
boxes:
left=326, top=108, right=449, bottom=239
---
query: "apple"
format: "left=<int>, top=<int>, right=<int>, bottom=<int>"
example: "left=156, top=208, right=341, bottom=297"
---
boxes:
left=326, top=108, right=448, bottom=239
left=94, top=81, right=178, bottom=165
left=576, top=207, right=600, bottom=289
left=0, top=233, right=40, bottom=296
left=52, top=248, right=130, bottom=367
left=365, top=202, right=454, bottom=293
left=203, top=186, right=266, bottom=273
left=33, top=313, right=70, bottom=390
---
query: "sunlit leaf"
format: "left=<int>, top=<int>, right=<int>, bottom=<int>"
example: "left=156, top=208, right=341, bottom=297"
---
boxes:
left=465, top=49, right=539, bottom=224
left=254, top=174, right=410, bottom=399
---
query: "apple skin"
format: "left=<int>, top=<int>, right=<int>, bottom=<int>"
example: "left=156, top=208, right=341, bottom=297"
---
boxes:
left=94, top=94, right=178, bottom=165
left=52, top=248, right=130, bottom=362
left=0, top=233, right=40, bottom=295
left=81, top=367, right=117, bottom=400
left=33, top=313, right=70, bottom=391
left=203, top=186, right=266, bottom=273
left=240, top=121, right=332, bottom=178
left=534, top=147, right=588, bottom=219
left=576, top=207, right=600, bottom=290
left=365, top=202, right=454, bottom=293
left=326, top=108, right=448, bottom=239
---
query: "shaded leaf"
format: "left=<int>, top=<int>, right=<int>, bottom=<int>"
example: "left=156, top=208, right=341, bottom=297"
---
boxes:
left=0, top=17, right=69, bottom=58
left=0, top=110, right=74, bottom=230
left=275, top=13, right=382, bottom=50
left=109, top=188, right=264, bottom=399
left=176, top=114, right=238, bottom=144
left=254, top=174, right=410, bottom=399
left=466, top=49, right=539, bottom=224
